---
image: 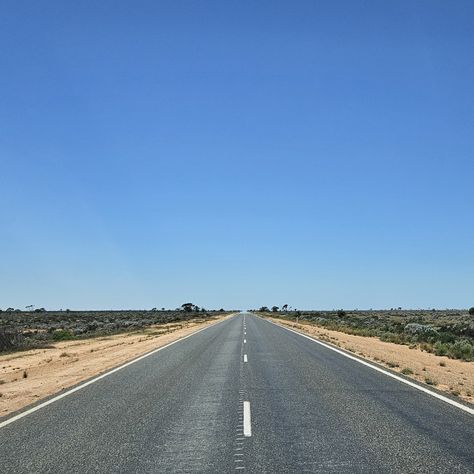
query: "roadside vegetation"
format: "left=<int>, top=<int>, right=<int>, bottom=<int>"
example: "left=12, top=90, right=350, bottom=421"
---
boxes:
left=257, top=308, right=474, bottom=362
left=0, top=312, right=230, bottom=417
left=0, top=305, right=229, bottom=353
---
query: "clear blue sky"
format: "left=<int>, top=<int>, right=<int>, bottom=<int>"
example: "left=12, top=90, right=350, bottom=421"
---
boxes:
left=1, top=1, right=473, bottom=310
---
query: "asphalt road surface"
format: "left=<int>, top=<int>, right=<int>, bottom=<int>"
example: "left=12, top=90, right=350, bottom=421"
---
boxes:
left=1, top=313, right=473, bottom=473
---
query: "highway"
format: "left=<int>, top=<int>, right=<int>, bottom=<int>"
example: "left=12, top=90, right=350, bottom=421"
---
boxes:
left=1, top=313, right=473, bottom=473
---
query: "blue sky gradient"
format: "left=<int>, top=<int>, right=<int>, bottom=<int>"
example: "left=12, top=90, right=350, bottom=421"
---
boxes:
left=1, top=1, right=473, bottom=310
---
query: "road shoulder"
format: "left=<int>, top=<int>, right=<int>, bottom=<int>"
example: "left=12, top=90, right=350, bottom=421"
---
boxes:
left=264, top=316, right=474, bottom=406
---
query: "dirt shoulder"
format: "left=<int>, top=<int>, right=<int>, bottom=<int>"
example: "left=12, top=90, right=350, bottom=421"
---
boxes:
left=267, top=316, right=474, bottom=405
left=0, top=314, right=231, bottom=418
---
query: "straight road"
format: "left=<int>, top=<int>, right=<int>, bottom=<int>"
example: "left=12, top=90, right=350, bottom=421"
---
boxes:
left=1, top=313, right=473, bottom=473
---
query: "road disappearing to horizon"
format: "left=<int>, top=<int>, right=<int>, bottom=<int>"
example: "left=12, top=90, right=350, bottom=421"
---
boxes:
left=1, top=312, right=473, bottom=473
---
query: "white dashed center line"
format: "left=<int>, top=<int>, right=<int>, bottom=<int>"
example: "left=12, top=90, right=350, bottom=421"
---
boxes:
left=244, top=354, right=248, bottom=363
left=244, top=339, right=246, bottom=344
left=243, top=401, right=252, bottom=437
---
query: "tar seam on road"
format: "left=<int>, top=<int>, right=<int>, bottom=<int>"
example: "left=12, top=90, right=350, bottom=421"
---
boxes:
left=0, top=315, right=236, bottom=430
left=264, top=318, right=474, bottom=415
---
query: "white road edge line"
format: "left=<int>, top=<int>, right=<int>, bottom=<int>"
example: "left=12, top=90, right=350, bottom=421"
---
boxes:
left=243, top=401, right=252, bottom=437
left=244, top=354, right=248, bottom=363
left=0, top=315, right=237, bottom=429
left=264, top=318, right=474, bottom=416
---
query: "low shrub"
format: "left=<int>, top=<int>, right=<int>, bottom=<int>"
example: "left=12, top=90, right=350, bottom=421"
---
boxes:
left=433, top=341, right=448, bottom=356
left=0, top=330, right=24, bottom=351
left=379, top=333, right=405, bottom=344
left=52, top=330, right=75, bottom=341
left=420, top=342, right=432, bottom=353
left=447, top=339, right=474, bottom=361
left=404, top=323, right=439, bottom=341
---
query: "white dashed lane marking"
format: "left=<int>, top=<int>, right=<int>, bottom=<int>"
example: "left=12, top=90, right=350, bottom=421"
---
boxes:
left=243, top=401, right=252, bottom=437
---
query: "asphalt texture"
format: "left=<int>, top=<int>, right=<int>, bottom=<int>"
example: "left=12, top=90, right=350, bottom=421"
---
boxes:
left=1, top=313, right=473, bottom=473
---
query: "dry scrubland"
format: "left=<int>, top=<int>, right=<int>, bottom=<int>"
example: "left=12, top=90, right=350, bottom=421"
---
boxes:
left=0, top=309, right=227, bottom=352
left=262, top=309, right=473, bottom=404
left=0, top=311, right=230, bottom=417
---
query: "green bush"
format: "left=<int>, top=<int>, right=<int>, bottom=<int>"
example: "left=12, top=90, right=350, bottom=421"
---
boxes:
left=469, top=307, right=474, bottom=316
left=433, top=341, right=448, bottom=356
left=52, top=329, right=74, bottom=341
left=447, top=340, right=473, bottom=361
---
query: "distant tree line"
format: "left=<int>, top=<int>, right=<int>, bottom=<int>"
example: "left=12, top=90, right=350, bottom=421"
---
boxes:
left=0, top=307, right=46, bottom=313
left=256, top=305, right=289, bottom=313
left=179, top=303, right=224, bottom=313
left=0, top=305, right=230, bottom=313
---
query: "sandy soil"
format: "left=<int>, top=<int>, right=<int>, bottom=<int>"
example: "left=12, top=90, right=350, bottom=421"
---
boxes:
left=268, top=317, right=474, bottom=405
left=0, top=315, right=230, bottom=417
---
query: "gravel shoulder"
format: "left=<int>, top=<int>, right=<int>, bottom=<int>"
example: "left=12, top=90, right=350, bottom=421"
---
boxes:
left=267, top=316, right=474, bottom=405
left=0, top=315, right=230, bottom=418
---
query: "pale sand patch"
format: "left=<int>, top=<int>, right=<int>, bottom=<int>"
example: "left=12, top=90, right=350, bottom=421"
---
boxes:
left=0, top=315, right=231, bottom=417
left=268, top=317, right=474, bottom=405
